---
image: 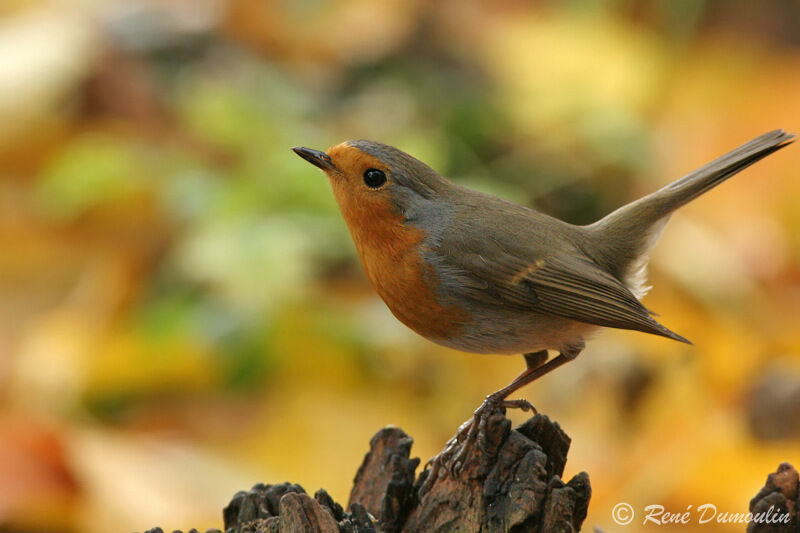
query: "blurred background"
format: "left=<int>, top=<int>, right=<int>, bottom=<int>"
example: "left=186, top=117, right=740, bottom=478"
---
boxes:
left=0, top=1, right=799, bottom=532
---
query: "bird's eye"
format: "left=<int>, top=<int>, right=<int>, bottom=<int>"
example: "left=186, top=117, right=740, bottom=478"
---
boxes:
left=363, top=168, right=387, bottom=188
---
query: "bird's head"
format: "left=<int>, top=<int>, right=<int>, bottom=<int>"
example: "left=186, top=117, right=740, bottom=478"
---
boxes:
left=292, top=140, right=450, bottom=238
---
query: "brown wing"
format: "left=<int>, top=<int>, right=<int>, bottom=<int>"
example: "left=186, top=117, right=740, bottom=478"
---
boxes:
left=442, top=246, right=690, bottom=343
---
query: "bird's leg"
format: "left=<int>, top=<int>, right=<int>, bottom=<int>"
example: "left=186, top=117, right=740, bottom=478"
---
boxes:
left=471, top=350, right=549, bottom=414
left=524, top=350, right=549, bottom=369
left=495, top=349, right=549, bottom=410
left=420, top=345, right=583, bottom=496
left=454, top=350, right=549, bottom=450
left=450, top=346, right=582, bottom=466
left=421, top=353, right=546, bottom=491
left=484, top=342, right=583, bottom=409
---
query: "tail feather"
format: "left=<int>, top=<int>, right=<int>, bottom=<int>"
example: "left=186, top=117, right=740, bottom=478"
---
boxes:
left=587, top=129, right=795, bottom=283
left=656, top=129, right=795, bottom=210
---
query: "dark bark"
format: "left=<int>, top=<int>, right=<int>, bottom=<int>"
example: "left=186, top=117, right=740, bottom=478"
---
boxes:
left=208, top=408, right=591, bottom=533
left=143, top=411, right=800, bottom=533
left=404, top=411, right=590, bottom=533
left=349, top=427, right=420, bottom=532
left=747, top=462, right=799, bottom=533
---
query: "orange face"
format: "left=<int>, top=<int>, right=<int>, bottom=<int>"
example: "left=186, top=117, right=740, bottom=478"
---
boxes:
left=323, top=143, right=399, bottom=256
left=294, top=142, right=467, bottom=341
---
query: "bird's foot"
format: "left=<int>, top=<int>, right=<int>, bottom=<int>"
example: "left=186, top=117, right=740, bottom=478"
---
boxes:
left=419, top=395, right=536, bottom=497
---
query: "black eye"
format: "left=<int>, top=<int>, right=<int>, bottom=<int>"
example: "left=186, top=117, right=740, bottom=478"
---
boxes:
left=363, top=168, right=387, bottom=188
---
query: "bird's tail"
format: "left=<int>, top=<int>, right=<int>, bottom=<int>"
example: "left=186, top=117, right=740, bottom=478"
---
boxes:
left=587, top=129, right=795, bottom=285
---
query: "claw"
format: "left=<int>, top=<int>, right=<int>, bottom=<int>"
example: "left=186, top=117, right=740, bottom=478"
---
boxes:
left=500, top=398, right=537, bottom=413
left=419, top=416, right=477, bottom=496
left=448, top=418, right=478, bottom=476
left=418, top=395, right=538, bottom=498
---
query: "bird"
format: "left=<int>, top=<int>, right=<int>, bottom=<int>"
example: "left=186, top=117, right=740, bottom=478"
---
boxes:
left=293, top=129, right=794, bottom=476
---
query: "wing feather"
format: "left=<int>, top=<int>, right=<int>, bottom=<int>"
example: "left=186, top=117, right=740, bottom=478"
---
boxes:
left=443, top=248, right=689, bottom=343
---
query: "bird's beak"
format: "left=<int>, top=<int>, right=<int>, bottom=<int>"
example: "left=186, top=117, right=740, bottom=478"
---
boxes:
left=292, top=146, right=338, bottom=172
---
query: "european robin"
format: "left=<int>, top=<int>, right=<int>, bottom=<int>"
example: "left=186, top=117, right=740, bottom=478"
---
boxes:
left=293, top=130, right=794, bottom=474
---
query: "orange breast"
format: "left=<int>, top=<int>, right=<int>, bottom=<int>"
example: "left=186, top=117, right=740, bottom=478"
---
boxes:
left=336, top=192, right=467, bottom=341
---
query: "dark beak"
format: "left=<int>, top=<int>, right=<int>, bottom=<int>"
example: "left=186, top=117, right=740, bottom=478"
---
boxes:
left=292, top=146, right=337, bottom=172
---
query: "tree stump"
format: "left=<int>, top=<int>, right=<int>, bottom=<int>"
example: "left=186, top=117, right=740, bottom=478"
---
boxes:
left=217, top=408, right=591, bottom=533
left=144, top=411, right=800, bottom=533
left=747, top=462, right=799, bottom=533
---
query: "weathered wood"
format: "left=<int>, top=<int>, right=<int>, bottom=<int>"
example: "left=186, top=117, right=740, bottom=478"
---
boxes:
left=349, top=427, right=420, bottom=532
left=747, top=462, right=799, bottom=533
left=219, top=483, right=377, bottom=533
left=145, top=411, right=800, bottom=533
left=403, top=410, right=590, bottom=533
left=212, top=408, right=591, bottom=533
